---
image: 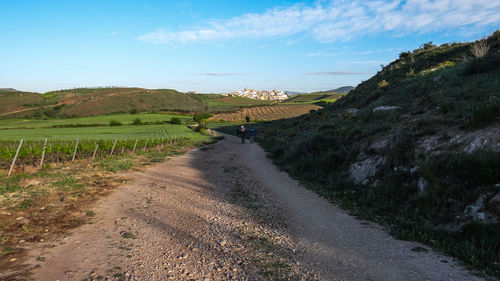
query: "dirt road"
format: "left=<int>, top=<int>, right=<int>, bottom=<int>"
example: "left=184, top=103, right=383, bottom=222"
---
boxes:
left=27, top=135, right=482, bottom=280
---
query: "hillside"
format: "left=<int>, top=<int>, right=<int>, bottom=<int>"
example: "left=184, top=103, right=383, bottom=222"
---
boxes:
left=0, top=88, right=277, bottom=118
left=251, top=31, right=500, bottom=277
left=0, top=88, right=19, bottom=92
left=324, top=86, right=354, bottom=94
left=209, top=104, right=321, bottom=122
left=283, top=92, right=346, bottom=104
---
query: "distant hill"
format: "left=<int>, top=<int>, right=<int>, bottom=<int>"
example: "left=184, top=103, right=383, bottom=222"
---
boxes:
left=0, top=87, right=276, bottom=118
left=284, top=91, right=304, bottom=96
left=0, top=88, right=19, bottom=92
left=326, top=86, right=354, bottom=93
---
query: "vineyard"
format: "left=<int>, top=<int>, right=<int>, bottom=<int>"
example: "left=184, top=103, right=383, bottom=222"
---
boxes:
left=209, top=104, right=321, bottom=122
left=1, top=135, right=186, bottom=176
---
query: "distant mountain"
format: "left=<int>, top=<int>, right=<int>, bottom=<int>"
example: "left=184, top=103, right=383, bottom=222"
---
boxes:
left=325, top=86, right=354, bottom=94
left=0, top=88, right=19, bottom=92
left=284, top=91, right=304, bottom=96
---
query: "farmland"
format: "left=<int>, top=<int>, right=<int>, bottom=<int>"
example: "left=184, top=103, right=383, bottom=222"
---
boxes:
left=282, top=92, right=346, bottom=104
left=0, top=113, right=191, bottom=130
left=209, top=104, right=321, bottom=122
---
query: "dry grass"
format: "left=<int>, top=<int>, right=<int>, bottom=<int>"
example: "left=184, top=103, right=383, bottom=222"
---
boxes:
left=470, top=39, right=490, bottom=58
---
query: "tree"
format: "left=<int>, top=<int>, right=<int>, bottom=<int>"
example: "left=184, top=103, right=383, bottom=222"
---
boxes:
left=245, top=115, right=250, bottom=123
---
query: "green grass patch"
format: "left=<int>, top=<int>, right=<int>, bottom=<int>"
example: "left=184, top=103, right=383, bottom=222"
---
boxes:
left=99, top=158, right=133, bottom=172
left=0, top=113, right=193, bottom=130
left=0, top=123, right=208, bottom=141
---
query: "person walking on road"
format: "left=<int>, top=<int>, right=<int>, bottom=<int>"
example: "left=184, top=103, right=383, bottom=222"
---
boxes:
left=239, top=125, right=246, bottom=144
left=249, top=128, right=255, bottom=144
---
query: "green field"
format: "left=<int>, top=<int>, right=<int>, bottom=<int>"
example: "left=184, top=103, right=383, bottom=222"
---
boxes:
left=191, top=94, right=273, bottom=112
left=0, top=124, right=206, bottom=141
left=282, top=92, right=345, bottom=104
left=0, top=113, right=192, bottom=130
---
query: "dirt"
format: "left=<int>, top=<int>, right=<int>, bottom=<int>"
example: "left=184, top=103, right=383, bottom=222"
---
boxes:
left=11, top=134, right=482, bottom=280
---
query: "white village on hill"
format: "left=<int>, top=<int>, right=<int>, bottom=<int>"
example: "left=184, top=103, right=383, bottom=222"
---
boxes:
left=224, top=88, right=289, bottom=101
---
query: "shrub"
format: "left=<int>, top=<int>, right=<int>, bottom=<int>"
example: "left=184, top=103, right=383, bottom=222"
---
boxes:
left=378, top=80, right=389, bottom=88
left=170, top=117, right=182, bottom=124
left=470, top=39, right=490, bottom=58
left=193, top=113, right=211, bottom=124
left=466, top=98, right=499, bottom=128
left=130, top=109, right=138, bottom=114
left=109, top=120, right=122, bottom=126
left=462, top=57, right=495, bottom=75
left=131, top=118, right=142, bottom=125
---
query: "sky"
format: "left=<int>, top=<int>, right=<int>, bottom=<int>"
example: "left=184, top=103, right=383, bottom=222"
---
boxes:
left=0, top=0, right=499, bottom=93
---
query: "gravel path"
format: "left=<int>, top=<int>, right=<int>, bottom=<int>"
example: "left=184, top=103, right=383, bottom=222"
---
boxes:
left=27, top=134, right=482, bottom=280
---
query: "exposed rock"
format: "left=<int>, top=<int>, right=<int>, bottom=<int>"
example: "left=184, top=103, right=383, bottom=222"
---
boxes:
left=394, top=166, right=409, bottom=173
left=369, top=138, right=390, bottom=153
left=417, top=135, right=440, bottom=155
left=410, top=166, right=421, bottom=174
left=373, top=106, right=401, bottom=113
left=344, top=108, right=359, bottom=116
left=433, top=76, right=443, bottom=85
left=464, top=194, right=488, bottom=220
left=463, top=136, right=492, bottom=154
left=487, top=193, right=500, bottom=216
left=349, top=156, right=385, bottom=184
left=418, top=177, right=427, bottom=193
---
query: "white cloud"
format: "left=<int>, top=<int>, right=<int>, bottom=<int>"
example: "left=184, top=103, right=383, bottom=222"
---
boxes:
left=138, top=0, right=500, bottom=44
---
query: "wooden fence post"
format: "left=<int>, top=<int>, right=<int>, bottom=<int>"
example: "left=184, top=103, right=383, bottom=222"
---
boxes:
left=92, top=143, right=98, bottom=160
left=143, top=139, right=149, bottom=151
left=132, top=139, right=138, bottom=153
left=40, top=138, right=48, bottom=167
left=110, top=139, right=117, bottom=155
left=8, top=139, right=24, bottom=177
left=72, top=138, right=79, bottom=162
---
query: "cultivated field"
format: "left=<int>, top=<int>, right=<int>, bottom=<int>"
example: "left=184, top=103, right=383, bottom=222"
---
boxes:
left=0, top=113, right=191, bottom=130
left=209, top=104, right=321, bottom=122
left=282, top=92, right=346, bottom=104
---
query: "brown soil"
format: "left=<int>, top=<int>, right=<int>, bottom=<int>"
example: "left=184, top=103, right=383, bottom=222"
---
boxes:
left=7, top=135, right=483, bottom=280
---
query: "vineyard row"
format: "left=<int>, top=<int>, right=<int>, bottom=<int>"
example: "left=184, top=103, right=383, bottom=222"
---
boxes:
left=1, top=137, right=185, bottom=175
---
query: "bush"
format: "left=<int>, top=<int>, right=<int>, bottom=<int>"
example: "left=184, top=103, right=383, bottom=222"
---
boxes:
left=109, top=120, right=122, bottom=126
left=131, top=118, right=142, bottom=125
left=466, top=98, right=499, bottom=128
left=130, top=109, right=138, bottom=114
left=462, top=57, right=495, bottom=75
left=378, top=80, right=389, bottom=88
left=170, top=117, right=182, bottom=124
left=193, top=113, right=212, bottom=124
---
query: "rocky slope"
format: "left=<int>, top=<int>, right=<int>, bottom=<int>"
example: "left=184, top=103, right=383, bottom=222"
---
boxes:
left=253, top=31, right=500, bottom=277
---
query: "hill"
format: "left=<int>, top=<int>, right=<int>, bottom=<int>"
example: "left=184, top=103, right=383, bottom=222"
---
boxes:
left=0, top=88, right=277, bottom=118
left=0, top=88, right=19, bottom=92
left=251, top=31, right=500, bottom=277
left=326, top=86, right=354, bottom=93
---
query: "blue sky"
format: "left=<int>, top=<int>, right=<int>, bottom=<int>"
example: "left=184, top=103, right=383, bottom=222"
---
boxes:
left=1, top=0, right=499, bottom=93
